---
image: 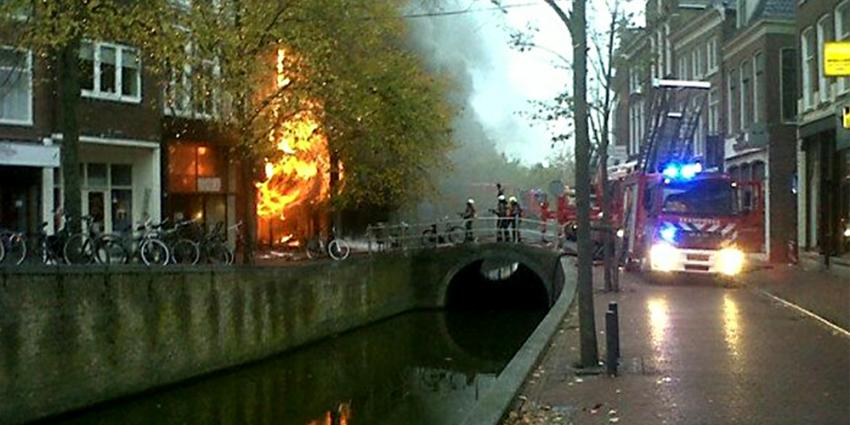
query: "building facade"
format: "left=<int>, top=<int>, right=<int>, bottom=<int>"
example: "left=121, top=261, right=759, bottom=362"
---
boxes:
left=796, top=0, right=850, bottom=267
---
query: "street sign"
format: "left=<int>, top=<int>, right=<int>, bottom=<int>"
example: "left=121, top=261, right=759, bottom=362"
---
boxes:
left=824, top=42, right=850, bottom=77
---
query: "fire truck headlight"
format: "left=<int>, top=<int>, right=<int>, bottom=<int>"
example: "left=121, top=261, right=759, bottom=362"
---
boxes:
left=616, top=228, right=625, bottom=238
left=717, top=247, right=745, bottom=276
left=650, top=243, right=678, bottom=272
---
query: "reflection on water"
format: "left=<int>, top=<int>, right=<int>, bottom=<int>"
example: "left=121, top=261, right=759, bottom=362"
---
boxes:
left=52, top=310, right=545, bottom=425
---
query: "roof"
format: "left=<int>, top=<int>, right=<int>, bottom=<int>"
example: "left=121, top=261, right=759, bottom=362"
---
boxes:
left=751, top=0, right=795, bottom=20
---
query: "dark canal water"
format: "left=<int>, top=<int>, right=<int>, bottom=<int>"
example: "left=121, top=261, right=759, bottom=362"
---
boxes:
left=51, top=309, right=545, bottom=425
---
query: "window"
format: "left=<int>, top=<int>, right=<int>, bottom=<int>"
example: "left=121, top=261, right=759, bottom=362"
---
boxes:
left=707, top=38, right=719, bottom=74
left=692, top=50, right=701, bottom=79
left=836, top=1, right=850, bottom=93
left=728, top=68, right=737, bottom=133
left=629, top=67, right=642, bottom=94
left=740, top=60, right=751, bottom=131
left=164, top=42, right=220, bottom=119
left=754, top=52, right=764, bottom=123
left=678, top=56, right=687, bottom=79
left=0, top=47, right=32, bottom=125
left=708, top=89, right=720, bottom=135
left=737, top=0, right=748, bottom=28
left=168, top=144, right=225, bottom=193
left=79, top=41, right=141, bottom=102
left=817, top=16, right=832, bottom=103
left=629, top=100, right=645, bottom=156
left=780, top=48, right=798, bottom=122
left=664, top=24, right=672, bottom=76
left=802, top=27, right=816, bottom=109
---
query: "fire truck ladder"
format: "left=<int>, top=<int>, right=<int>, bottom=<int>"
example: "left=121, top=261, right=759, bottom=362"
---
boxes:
left=637, top=79, right=711, bottom=173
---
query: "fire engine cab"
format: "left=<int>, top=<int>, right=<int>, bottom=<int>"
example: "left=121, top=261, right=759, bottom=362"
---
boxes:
left=614, top=79, right=746, bottom=277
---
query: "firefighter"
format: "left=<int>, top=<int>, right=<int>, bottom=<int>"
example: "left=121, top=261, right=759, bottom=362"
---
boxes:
left=508, top=196, right=523, bottom=242
left=490, top=195, right=508, bottom=242
left=461, top=198, right=476, bottom=242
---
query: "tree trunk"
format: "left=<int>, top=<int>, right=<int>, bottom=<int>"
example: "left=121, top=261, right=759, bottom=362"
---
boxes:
left=601, top=5, right=619, bottom=293
left=329, top=149, right=342, bottom=236
left=59, top=38, right=82, bottom=234
left=241, top=154, right=257, bottom=265
left=572, top=0, right=599, bottom=368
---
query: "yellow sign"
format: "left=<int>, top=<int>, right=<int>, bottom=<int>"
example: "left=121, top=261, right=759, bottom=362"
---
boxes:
left=825, top=42, right=850, bottom=77
left=844, top=106, right=850, bottom=129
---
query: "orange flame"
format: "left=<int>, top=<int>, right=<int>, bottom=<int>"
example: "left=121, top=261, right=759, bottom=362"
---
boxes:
left=256, top=48, right=333, bottom=242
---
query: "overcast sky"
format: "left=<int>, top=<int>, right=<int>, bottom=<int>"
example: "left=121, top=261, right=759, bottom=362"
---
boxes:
left=417, top=0, right=644, bottom=165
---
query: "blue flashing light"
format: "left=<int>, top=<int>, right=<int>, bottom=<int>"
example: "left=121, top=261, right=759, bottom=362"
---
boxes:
left=662, top=162, right=702, bottom=181
left=662, top=164, right=680, bottom=179
left=681, top=162, right=703, bottom=179
left=659, top=225, right=678, bottom=243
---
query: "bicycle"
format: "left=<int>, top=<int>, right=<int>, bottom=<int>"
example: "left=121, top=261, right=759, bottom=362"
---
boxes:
left=197, top=222, right=231, bottom=265
left=110, top=219, right=170, bottom=266
left=30, top=215, right=75, bottom=265
left=160, top=218, right=201, bottom=265
left=305, top=227, right=350, bottom=260
left=63, top=216, right=127, bottom=265
left=225, top=221, right=243, bottom=265
left=0, top=229, right=26, bottom=265
left=421, top=216, right=465, bottom=246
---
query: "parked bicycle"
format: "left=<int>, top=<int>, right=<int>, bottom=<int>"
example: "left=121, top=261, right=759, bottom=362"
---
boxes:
left=63, top=216, right=126, bottom=265
left=0, top=229, right=26, bottom=265
left=160, top=218, right=201, bottom=265
left=421, top=216, right=465, bottom=246
left=198, top=221, right=231, bottom=265
left=305, top=227, right=350, bottom=260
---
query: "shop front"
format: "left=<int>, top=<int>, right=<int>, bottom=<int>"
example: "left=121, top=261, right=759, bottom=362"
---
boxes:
left=0, top=140, right=58, bottom=235
left=164, top=142, right=239, bottom=240
left=798, top=113, right=850, bottom=265
left=46, top=136, right=161, bottom=236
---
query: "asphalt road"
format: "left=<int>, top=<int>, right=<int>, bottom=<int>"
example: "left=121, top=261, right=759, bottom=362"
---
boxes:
left=515, top=268, right=850, bottom=425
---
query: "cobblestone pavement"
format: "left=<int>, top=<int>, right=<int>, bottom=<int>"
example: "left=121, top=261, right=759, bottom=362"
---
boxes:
left=503, top=266, right=850, bottom=425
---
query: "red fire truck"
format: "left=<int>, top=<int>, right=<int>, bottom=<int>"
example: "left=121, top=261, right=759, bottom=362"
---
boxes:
left=611, top=79, right=748, bottom=277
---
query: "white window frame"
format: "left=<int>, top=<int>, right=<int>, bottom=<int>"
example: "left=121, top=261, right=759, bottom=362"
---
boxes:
left=738, top=60, right=752, bottom=131
left=81, top=41, right=142, bottom=104
left=816, top=15, right=830, bottom=104
left=0, top=46, right=33, bottom=126
left=629, top=68, right=642, bottom=94
left=801, top=27, right=815, bottom=110
left=727, top=69, right=736, bottom=133
left=753, top=52, right=763, bottom=123
left=836, top=1, right=850, bottom=94
left=708, top=88, right=720, bottom=135
left=692, top=49, right=701, bottom=79
left=678, top=56, right=687, bottom=79
left=707, top=37, right=719, bottom=75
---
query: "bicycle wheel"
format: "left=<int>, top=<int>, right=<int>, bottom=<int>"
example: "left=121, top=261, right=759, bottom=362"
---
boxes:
left=206, top=242, right=230, bottom=265
left=1, top=231, right=26, bottom=265
left=0, top=235, right=5, bottom=264
left=328, top=239, right=350, bottom=260
left=140, top=239, right=169, bottom=266
left=305, top=239, right=322, bottom=259
left=421, top=229, right=437, bottom=246
left=446, top=226, right=465, bottom=244
left=171, top=239, right=200, bottom=265
left=64, top=234, right=93, bottom=264
left=95, top=237, right=129, bottom=265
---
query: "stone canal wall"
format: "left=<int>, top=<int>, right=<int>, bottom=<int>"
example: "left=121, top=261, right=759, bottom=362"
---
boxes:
left=0, top=244, right=565, bottom=424
left=0, top=254, right=419, bottom=425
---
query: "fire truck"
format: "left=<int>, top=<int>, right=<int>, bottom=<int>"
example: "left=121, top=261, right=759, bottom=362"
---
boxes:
left=612, top=79, right=747, bottom=277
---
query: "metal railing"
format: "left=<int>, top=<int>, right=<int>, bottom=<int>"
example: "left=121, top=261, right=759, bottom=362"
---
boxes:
left=365, top=216, right=565, bottom=253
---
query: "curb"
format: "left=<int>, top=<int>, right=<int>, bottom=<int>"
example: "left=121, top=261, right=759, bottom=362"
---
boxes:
left=460, top=258, right=578, bottom=425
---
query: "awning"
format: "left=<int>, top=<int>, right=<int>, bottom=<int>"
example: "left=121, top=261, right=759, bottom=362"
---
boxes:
left=0, top=140, right=60, bottom=167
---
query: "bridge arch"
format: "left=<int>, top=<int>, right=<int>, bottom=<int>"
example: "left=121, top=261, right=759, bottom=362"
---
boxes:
left=424, top=243, right=564, bottom=309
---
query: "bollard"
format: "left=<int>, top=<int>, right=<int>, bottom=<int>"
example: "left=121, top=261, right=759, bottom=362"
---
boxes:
left=608, top=302, right=620, bottom=361
left=605, top=302, right=620, bottom=376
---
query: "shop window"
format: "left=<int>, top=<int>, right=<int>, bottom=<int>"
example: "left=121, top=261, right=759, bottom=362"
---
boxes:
left=111, top=164, right=132, bottom=186
left=86, top=163, right=108, bottom=188
left=168, top=144, right=225, bottom=193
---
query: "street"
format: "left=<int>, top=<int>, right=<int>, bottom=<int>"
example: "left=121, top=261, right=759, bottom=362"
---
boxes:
left=505, top=266, right=850, bottom=425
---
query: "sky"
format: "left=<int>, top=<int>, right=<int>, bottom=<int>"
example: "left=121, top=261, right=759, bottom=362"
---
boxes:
left=411, top=0, right=645, bottom=165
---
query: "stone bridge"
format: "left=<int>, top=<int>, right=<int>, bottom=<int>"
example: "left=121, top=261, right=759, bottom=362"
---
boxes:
left=408, top=242, right=567, bottom=310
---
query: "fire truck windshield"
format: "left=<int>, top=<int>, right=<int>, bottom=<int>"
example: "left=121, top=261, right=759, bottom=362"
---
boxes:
left=661, top=179, right=736, bottom=216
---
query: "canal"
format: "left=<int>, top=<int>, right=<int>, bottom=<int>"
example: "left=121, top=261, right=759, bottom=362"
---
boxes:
left=50, top=308, right=546, bottom=425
